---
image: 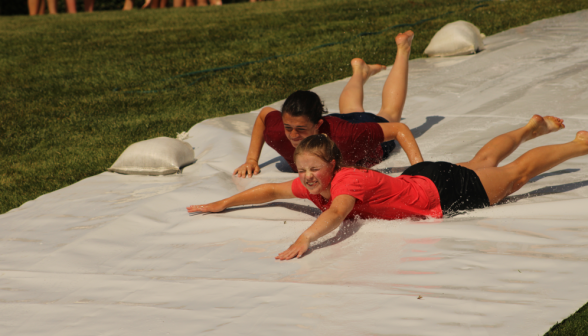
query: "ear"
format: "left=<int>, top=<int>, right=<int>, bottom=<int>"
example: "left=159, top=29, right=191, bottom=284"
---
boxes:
left=329, top=159, right=336, bottom=170
left=316, top=119, right=324, bottom=128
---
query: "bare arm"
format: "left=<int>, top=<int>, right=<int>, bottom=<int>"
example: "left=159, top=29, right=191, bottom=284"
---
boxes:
left=187, top=180, right=295, bottom=213
left=378, top=122, right=423, bottom=165
left=275, top=194, right=356, bottom=260
left=234, top=107, right=277, bottom=178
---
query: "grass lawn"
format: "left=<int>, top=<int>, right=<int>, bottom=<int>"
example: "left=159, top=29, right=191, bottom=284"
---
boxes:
left=2, top=0, right=588, bottom=333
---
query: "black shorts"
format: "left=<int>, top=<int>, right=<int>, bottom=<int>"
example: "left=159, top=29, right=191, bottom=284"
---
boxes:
left=402, top=161, right=490, bottom=216
left=327, top=112, right=396, bottom=160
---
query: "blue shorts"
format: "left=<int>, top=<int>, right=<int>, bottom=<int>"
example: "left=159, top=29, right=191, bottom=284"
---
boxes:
left=327, top=112, right=396, bottom=160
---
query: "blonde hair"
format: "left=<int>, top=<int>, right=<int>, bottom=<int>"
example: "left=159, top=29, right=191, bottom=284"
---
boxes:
left=293, top=134, right=342, bottom=171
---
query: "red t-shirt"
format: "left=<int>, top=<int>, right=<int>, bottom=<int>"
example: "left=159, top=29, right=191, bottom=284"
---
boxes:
left=291, top=168, right=443, bottom=220
left=263, top=111, right=385, bottom=171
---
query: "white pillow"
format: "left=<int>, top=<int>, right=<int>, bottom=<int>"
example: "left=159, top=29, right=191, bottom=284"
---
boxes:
left=424, top=21, right=485, bottom=57
left=108, top=137, right=195, bottom=175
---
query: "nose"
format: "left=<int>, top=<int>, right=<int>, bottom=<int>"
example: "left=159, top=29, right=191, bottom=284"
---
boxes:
left=290, top=129, right=299, bottom=138
left=305, top=171, right=313, bottom=179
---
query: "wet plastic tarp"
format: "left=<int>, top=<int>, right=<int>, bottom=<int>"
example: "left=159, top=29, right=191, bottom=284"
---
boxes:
left=2, top=10, right=588, bottom=335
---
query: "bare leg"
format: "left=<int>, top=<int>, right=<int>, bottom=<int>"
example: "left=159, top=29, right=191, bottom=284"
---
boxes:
left=28, top=0, right=41, bottom=15
left=66, top=0, right=77, bottom=13
left=474, top=131, right=588, bottom=205
left=173, top=0, right=183, bottom=6
left=459, top=115, right=565, bottom=171
left=47, top=0, right=57, bottom=14
left=186, top=0, right=195, bottom=6
left=123, top=0, right=134, bottom=10
left=377, top=30, right=414, bottom=122
left=338, top=58, right=386, bottom=114
left=196, top=0, right=207, bottom=5
left=84, top=0, right=94, bottom=12
left=210, top=0, right=222, bottom=5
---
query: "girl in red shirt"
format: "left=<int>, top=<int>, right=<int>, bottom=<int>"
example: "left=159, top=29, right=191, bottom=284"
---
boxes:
left=189, top=115, right=587, bottom=261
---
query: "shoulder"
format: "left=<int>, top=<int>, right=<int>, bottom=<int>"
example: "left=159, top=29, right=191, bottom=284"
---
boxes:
left=264, top=109, right=282, bottom=124
left=330, top=168, right=373, bottom=201
left=263, top=110, right=284, bottom=133
left=332, top=168, right=370, bottom=186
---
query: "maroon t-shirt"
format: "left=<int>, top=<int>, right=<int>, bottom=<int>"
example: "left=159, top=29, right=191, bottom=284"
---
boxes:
left=263, top=111, right=385, bottom=171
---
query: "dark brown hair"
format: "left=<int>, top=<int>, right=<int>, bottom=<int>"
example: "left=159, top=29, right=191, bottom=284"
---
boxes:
left=293, top=134, right=342, bottom=171
left=281, top=91, right=327, bottom=124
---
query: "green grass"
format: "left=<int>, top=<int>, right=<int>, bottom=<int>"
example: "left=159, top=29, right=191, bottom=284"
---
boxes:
left=1, top=0, right=588, bottom=332
left=545, top=301, right=588, bottom=335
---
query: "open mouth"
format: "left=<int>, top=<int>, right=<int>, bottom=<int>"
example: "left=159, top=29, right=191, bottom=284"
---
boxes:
left=305, top=180, right=318, bottom=188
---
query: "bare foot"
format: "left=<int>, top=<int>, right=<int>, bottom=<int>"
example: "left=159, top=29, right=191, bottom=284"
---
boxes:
left=351, top=58, right=386, bottom=84
left=395, top=30, right=414, bottom=53
left=526, top=114, right=565, bottom=139
left=574, top=130, right=588, bottom=145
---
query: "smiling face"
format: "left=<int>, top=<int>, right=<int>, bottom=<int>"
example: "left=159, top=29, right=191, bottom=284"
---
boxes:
left=295, top=152, right=336, bottom=197
left=282, top=113, right=323, bottom=148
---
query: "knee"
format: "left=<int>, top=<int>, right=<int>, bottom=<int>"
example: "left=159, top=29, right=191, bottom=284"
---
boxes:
left=508, top=164, right=532, bottom=191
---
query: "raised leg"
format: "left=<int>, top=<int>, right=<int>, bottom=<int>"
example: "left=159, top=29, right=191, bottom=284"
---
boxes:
left=474, top=131, right=588, bottom=205
left=377, top=30, right=413, bottom=123
left=459, top=115, right=565, bottom=171
left=338, top=58, right=385, bottom=114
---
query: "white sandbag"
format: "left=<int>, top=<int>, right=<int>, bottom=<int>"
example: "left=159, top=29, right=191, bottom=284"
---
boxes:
left=108, top=137, right=195, bottom=175
left=424, top=20, right=485, bottom=57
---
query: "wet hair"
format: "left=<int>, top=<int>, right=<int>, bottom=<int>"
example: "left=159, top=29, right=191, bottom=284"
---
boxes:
left=281, top=91, right=327, bottom=125
left=293, top=134, right=342, bottom=172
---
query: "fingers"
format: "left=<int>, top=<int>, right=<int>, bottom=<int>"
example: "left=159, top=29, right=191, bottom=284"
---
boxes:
left=275, top=245, right=307, bottom=260
left=186, top=205, right=202, bottom=213
left=234, top=164, right=260, bottom=178
left=186, top=204, right=213, bottom=213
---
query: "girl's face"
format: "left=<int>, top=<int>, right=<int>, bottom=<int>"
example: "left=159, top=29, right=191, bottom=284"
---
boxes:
left=295, top=152, right=336, bottom=196
left=282, top=113, right=323, bottom=148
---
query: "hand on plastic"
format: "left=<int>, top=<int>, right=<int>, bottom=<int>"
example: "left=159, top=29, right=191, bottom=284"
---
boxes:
left=186, top=201, right=226, bottom=214
left=275, top=236, right=310, bottom=260
left=233, top=160, right=260, bottom=178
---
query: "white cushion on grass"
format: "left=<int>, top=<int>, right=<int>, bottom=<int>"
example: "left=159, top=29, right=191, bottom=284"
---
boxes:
left=424, top=20, right=485, bottom=57
left=108, top=137, right=195, bottom=175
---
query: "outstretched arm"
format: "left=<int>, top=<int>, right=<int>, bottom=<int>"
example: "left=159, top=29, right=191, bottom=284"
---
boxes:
left=275, top=194, right=356, bottom=260
left=187, top=180, right=295, bottom=213
left=378, top=122, right=423, bottom=165
left=234, top=107, right=277, bottom=178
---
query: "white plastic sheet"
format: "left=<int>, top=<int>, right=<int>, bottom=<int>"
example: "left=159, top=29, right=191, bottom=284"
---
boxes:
left=2, top=10, right=588, bottom=335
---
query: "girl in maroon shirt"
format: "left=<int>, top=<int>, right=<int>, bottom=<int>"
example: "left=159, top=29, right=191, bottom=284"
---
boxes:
left=234, top=30, right=422, bottom=177
left=189, top=115, right=587, bottom=261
